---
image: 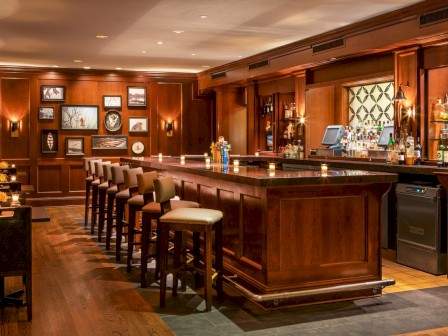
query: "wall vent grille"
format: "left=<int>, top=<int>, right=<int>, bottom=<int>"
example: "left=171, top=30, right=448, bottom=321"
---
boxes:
left=248, top=59, right=269, bottom=70
left=211, top=71, right=227, bottom=80
left=420, top=7, right=448, bottom=27
left=312, top=38, right=345, bottom=54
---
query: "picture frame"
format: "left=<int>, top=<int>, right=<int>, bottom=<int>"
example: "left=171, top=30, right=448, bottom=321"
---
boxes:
left=61, top=105, right=99, bottom=130
left=91, top=135, right=128, bottom=150
left=41, top=85, right=66, bottom=102
left=127, top=86, right=146, bottom=107
left=65, top=137, right=84, bottom=156
left=128, top=116, right=148, bottom=132
left=42, top=130, right=58, bottom=153
left=104, top=110, right=122, bottom=132
left=103, top=95, right=122, bottom=109
left=38, top=106, right=55, bottom=120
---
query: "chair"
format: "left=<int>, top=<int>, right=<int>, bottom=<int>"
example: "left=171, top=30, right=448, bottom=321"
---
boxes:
left=83, top=157, right=100, bottom=227
left=91, top=160, right=111, bottom=235
left=155, top=176, right=223, bottom=311
left=0, top=206, right=32, bottom=320
left=114, top=167, right=143, bottom=261
left=125, top=171, right=158, bottom=273
left=97, top=162, right=120, bottom=242
left=140, top=177, right=199, bottom=287
left=105, top=165, right=130, bottom=250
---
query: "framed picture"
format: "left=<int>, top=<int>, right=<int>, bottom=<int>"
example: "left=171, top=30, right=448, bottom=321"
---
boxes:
left=128, top=116, right=148, bottom=132
left=104, top=110, right=122, bottom=132
left=65, top=137, right=84, bottom=156
left=91, top=135, right=128, bottom=150
left=42, top=130, right=58, bottom=153
left=38, top=106, right=55, bottom=120
left=131, top=140, right=145, bottom=155
left=61, top=105, right=99, bottom=130
left=127, top=86, right=146, bottom=107
left=103, top=95, right=122, bottom=109
left=41, top=85, right=66, bottom=102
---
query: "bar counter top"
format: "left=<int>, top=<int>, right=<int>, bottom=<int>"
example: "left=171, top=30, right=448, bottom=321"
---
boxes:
left=122, top=156, right=397, bottom=187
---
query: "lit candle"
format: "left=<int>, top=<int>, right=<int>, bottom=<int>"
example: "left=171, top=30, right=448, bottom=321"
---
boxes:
left=180, top=155, right=185, bottom=165
left=269, top=162, right=276, bottom=176
left=205, top=157, right=211, bottom=169
left=255, top=152, right=259, bottom=157
left=321, top=163, right=328, bottom=176
left=11, top=164, right=15, bottom=168
left=233, top=160, right=239, bottom=167
left=158, top=153, right=163, bottom=162
left=10, top=175, right=16, bottom=182
left=204, top=152, right=208, bottom=157
left=11, top=193, right=20, bottom=206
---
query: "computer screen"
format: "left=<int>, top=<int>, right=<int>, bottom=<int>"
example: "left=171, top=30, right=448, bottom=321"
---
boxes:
left=321, top=125, right=345, bottom=147
left=377, top=125, right=395, bottom=147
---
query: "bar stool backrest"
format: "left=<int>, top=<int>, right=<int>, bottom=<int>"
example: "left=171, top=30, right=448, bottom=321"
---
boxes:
left=154, top=176, right=176, bottom=214
left=137, top=171, right=158, bottom=203
left=111, top=165, right=130, bottom=187
left=94, top=161, right=111, bottom=180
left=123, top=167, right=143, bottom=190
left=83, top=157, right=98, bottom=175
left=89, top=159, right=103, bottom=176
left=103, top=163, right=120, bottom=182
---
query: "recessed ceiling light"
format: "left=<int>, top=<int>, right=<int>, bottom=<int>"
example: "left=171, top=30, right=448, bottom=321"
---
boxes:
left=173, top=30, right=184, bottom=34
left=73, top=59, right=83, bottom=63
left=115, top=67, right=122, bottom=70
left=95, top=34, right=109, bottom=39
left=191, top=53, right=196, bottom=56
left=142, top=50, right=147, bottom=54
left=83, top=66, right=91, bottom=69
left=202, top=65, right=210, bottom=68
left=199, top=15, right=207, bottom=19
left=238, top=56, right=242, bottom=58
left=157, top=41, right=164, bottom=45
left=52, top=65, right=59, bottom=67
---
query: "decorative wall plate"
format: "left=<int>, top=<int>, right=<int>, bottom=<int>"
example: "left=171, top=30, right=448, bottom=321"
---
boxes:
left=104, top=110, right=122, bottom=131
left=131, top=140, right=145, bottom=155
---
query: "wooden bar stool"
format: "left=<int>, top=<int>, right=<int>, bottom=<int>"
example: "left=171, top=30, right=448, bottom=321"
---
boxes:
left=125, top=171, right=158, bottom=273
left=155, top=177, right=224, bottom=311
left=115, top=167, right=143, bottom=261
left=83, top=157, right=100, bottom=227
left=97, top=162, right=120, bottom=242
left=105, top=165, right=129, bottom=250
left=140, top=177, right=199, bottom=288
left=91, top=160, right=110, bottom=235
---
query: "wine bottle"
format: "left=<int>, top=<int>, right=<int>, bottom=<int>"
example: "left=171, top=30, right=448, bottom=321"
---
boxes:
left=398, top=136, right=405, bottom=165
left=437, top=136, right=444, bottom=167
left=414, top=137, right=422, bottom=165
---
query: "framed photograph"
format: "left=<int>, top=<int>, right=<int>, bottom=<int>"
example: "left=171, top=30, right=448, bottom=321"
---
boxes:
left=103, top=95, right=122, bottom=109
left=131, top=140, right=145, bottom=155
left=128, top=116, right=148, bottom=132
left=41, top=85, right=66, bottom=102
left=42, top=130, right=58, bottom=153
left=104, top=110, right=122, bottom=132
left=127, top=86, right=146, bottom=107
left=65, top=137, right=84, bottom=156
left=38, top=106, right=55, bottom=120
left=61, top=105, right=99, bottom=130
left=91, top=135, right=128, bottom=150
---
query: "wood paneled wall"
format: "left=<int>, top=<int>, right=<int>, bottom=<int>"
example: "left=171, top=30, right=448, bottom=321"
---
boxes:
left=0, top=68, right=214, bottom=206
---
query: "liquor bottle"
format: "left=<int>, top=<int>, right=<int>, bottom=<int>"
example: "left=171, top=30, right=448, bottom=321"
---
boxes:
left=405, top=133, right=414, bottom=165
left=297, top=140, right=304, bottom=159
left=398, top=136, right=405, bottom=165
left=433, top=97, right=444, bottom=120
left=444, top=139, right=448, bottom=167
left=387, top=133, right=394, bottom=150
left=437, top=136, right=444, bottom=167
left=414, top=137, right=422, bottom=165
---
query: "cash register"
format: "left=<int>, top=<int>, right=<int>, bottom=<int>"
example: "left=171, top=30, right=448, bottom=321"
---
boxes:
left=315, top=125, right=345, bottom=157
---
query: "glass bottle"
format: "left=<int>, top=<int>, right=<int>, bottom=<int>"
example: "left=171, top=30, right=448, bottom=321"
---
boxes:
left=405, top=132, right=414, bottom=165
left=414, top=137, right=422, bottom=165
left=434, top=97, right=444, bottom=120
left=444, top=139, right=448, bottom=167
left=398, top=136, right=405, bottom=165
left=437, top=136, right=444, bottom=167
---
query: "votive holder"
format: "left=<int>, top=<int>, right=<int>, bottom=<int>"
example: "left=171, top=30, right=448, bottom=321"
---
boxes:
left=269, top=162, right=276, bottom=176
left=10, top=175, right=16, bottom=182
left=180, top=155, right=185, bottom=165
left=321, top=163, right=328, bottom=176
left=205, top=158, right=211, bottom=169
left=158, top=153, right=163, bottom=162
left=11, top=164, right=15, bottom=168
left=255, top=152, right=260, bottom=157
left=11, top=193, right=20, bottom=207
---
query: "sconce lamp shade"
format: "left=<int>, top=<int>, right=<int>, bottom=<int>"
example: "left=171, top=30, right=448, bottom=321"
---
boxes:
left=394, top=82, right=409, bottom=101
left=166, top=121, right=173, bottom=137
left=10, top=121, right=19, bottom=137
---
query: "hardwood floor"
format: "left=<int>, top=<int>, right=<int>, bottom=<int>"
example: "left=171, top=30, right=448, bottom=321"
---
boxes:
left=0, top=206, right=173, bottom=336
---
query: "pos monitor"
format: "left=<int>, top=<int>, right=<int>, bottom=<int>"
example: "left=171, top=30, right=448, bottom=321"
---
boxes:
left=377, top=125, right=395, bottom=147
left=321, top=125, right=345, bottom=148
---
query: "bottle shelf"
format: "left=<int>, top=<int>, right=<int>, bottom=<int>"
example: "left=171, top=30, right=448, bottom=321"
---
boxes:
left=430, top=119, right=448, bottom=123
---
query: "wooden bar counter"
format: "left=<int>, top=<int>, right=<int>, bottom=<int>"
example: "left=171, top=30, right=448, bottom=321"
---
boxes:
left=122, top=156, right=397, bottom=308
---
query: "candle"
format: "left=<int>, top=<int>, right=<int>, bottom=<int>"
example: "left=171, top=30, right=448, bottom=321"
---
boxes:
left=255, top=152, right=259, bottom=157
left=11, top=164, right=15, bottom=168
left=11, top=193, right=20, bottom=206
left=233, top=160, right=239, bottom=167
left=205, top=157, right=211, bottom=169
left=158, top=153, right=163, bottom=162
left=180, top=155, right=185, bottom=165
left=204, top=152, right=208, bottom=157
left=269, top=162, right=276, bottom=176
left=321, top=163, right=328, bottom=176
left=10, top=175, right=16, bottom=182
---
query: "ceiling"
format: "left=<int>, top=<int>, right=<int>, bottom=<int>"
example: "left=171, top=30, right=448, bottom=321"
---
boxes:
left=0, top=0, right=424, bottom=74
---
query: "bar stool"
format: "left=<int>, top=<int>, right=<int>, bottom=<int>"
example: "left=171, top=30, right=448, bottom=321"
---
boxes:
left=140, top=177, right=199, bottom=288
left=97, top=162, right=120, bottom=242
left=105, top=165, right=130, bottom=250
left=125, top=171, right=158, bottom=273
left=115, top=167, right=143, bottom=261
left=91, top=160, right=111, bottom=235
left=155, top=177, right=224, bottom=311
left=83, top=157, right=100, bottom=227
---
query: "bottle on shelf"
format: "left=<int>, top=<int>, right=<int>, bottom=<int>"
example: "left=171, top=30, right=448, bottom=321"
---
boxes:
left=414, top=137, right=422, bottom=165
left=297, top=140, right=304, bottom=160
left=398, top=136, right=405, bottom=165
left=283, top=99, right=291, bottom=119
left=405, top=132, right=414, bottom=165
left=444, top=138, right=448, bottom=167
left=437, top=136, right=444, bottom=167
left=386, top=132, right=394, bottom=164
left=433, top=97, right=444, bottom=120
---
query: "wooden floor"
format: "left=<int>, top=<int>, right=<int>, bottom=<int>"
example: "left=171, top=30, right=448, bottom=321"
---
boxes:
left=0, top=206, right=173, bottom=336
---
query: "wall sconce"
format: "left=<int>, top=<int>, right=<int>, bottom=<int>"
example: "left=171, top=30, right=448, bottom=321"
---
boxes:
left=394, top=82, right=409, bottom=101
left=166, top=120, right=173, bottom=137
left=11, top=121, right=19, bottom=137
